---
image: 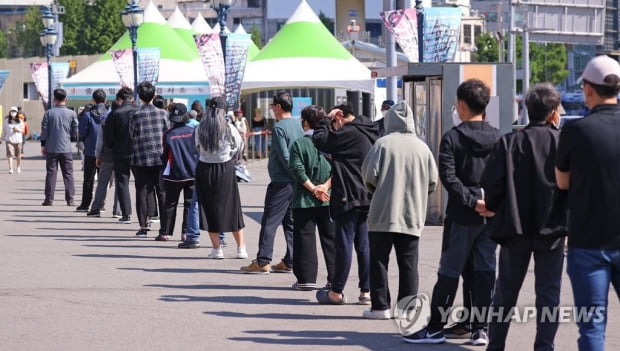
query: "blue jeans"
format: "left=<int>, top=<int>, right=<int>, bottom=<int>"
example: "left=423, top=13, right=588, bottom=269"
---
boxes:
left=567, top=247, right=620, bottom=351
left=184, top=191, right=225, bottom=243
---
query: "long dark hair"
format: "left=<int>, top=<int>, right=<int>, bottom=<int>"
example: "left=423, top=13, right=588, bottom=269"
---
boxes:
left=197, top=97, right=231, bottom=153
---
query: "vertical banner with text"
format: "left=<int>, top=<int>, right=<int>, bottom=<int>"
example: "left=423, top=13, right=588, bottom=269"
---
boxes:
left=194, top=33, right=225, bottom=98
left=111, top=49, right=133, bottom=89
left=423, top=8, right=461, bottom=63
left=381, top=8, right=418, bottom=62
left=30, top=62, right=70, bottom=105
left=51, top=62, right=70, bottom=91
left=137, top=47, right=161, bottom=85
left=0, top=70, right=9, bottom=93
left=225, top=33, right=252, bottom=110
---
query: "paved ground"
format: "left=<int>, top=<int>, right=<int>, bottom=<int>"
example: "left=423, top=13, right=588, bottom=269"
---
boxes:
left=1, top=153, right=619, bottom=351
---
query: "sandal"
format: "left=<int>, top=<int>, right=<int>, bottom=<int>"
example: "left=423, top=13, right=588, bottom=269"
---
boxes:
left=316, top=289, right=347, bottom=305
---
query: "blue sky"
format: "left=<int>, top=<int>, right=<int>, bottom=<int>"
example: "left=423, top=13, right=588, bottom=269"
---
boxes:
left=268, top=0, right=383, bottom=19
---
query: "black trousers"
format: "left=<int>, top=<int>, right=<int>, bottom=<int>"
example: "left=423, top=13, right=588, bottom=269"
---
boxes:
left=131, top=166, right=164, bottom=228
left=256, top=182, right=294, bottom=267
left=78, top=155, right=98, bottom=208
left=292, top=206, right=336, bottom=285
left=369, top=231, right=420, bottom=311
left=161, top=180, right=194, bottom=237
left=487, top=235, right=564, bottom=351
left=113, top=158, right=132, bottom=217
left=331, top=209, right=370, bottom=294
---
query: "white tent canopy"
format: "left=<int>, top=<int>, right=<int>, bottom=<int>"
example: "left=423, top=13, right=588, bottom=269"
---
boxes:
left=241, top=0, right=374, bottom=93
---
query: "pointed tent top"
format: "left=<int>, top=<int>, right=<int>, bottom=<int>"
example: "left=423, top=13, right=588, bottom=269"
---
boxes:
left=168, top=6, right=192, bottom=30
left=191, top=13, right=213, bottom=34
left=287, top=0, right=321, bottom=24
left=252, top=0, right=352, bottom=61
left=234, top=23, right=247, bottom=34
left=143, top=0, right=167, bottom=25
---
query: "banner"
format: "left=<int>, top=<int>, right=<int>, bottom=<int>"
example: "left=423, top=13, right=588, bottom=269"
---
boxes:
left=111, top=49, right=133, bottom=89
left=225, top=33, right=252, bottom=110
left=194, top=33, right=225, bottom=98
left=292, top=97, right=312, bottom=118
left=30, top=62, right=49, bottom=104
left=137, top=47, right=161, bottom=85
left=0, top=70, right=9, bottom=93
left=381, top=8, right=418, bottom=62
left=51, top=62, right=70, bottom=90
left=423, top=8, right=461, bottom=63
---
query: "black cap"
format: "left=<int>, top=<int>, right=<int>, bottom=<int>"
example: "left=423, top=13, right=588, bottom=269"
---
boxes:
left=169, top=103, right=187, bottom=123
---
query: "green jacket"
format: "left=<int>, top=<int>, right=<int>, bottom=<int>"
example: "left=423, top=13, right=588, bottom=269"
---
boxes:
left=288, top=134, right=331, bottom=209
left=267, top=117, right=304, bottom=182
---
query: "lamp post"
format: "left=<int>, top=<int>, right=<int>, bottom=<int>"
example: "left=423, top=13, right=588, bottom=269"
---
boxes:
left=120, top=0, right=144, bottom=101
left=40, top=7, right=58, bottom=110
left=211, top=0, right=233, bottom=63
left=415, top=0, right=424, bottom=63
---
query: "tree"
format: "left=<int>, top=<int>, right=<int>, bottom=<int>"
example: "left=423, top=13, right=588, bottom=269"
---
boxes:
left=0, top=31, right=7, bottom=58
left=318, top=11, right=333, bottom=34
left=249, top=25, right=263, bottom=49
left=530, top=43, right=568, bottom=86
left=15, top=6, right=44, bottom=58
left=474, top=33, right=498, bottom=63
left=81, top=0, right=126, bottom=54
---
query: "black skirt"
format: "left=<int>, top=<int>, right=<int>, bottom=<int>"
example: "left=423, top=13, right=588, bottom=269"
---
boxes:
left=195, top=159, right=245, bottom=232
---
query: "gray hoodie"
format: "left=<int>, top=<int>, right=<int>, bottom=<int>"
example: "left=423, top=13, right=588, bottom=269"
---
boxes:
left=361, top=101, right=438, bottom=236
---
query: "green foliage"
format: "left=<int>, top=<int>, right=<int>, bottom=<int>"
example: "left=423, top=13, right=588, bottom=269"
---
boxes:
left=530, top=43, right=569, bottom=86
left=249, top=25, right=263, bottom=49
left=0, top=31, right=7, bottom=58
left=15, top=6, right=44, bottom=58
left=318, top=11, right=333, bottom=34
left=474, top=32, right=498, bottom=62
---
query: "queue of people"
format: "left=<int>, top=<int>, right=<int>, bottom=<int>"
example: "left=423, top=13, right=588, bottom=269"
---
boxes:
left=31, top=54, right=620, bottom=351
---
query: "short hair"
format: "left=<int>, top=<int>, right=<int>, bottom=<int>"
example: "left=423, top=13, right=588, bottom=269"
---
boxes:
left=137, top=81, right=156, bottom=103
left=301, top=105, right=326, bottom=129
left=53, top=88, right=67, bottom=102
left=456, top=79, right=490, bottom=115
left=525, top=83, right=561, bottom=122
left=584, top=78, right=620, bottom=98
left=152, top=95, right=166, bottom=109
left=92, top=89, right=106, bottom=104
left=330, top=103, right=355, bottom=118
left=116, top=87, right=133, bottom=101
left=272, top=91, right=292, bottom=112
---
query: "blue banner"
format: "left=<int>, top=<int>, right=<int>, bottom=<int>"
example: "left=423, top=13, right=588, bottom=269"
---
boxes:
left=423, top=8, right=461, bottom=63
left=51, top=62, right=70, bottom=90
left=292, top=97, right=312, bottom=118
left=0, top=70, right=9, bottom=93
left=225, top=33, right=252, bottom=110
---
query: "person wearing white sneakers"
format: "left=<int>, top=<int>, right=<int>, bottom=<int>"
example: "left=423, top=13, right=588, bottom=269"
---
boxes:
left=3, top=106, right=24, bottom=174
left=195, top=97, right=247, bottom=260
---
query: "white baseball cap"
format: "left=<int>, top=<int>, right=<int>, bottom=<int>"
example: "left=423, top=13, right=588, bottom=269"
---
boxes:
left=581, top=55, right=620, bottom=87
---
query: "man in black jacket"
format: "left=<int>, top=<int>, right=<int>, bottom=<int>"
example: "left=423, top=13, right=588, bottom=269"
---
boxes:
left=312, top=104, right=379, bottom=305
left=104, top=87, right=137, bottom=224
left=482, top=83, right=565, bottom=351
left=405, top=79, right=501, bottom=345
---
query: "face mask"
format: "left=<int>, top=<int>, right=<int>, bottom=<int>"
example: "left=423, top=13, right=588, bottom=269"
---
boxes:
left=381, top=110, right=387, bottom=118
left=9, top=112, right=16, bottom=117
left=451, top=108, right=461, bottom=126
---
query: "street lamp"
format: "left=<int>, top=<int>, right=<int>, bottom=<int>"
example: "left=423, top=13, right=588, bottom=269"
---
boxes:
left=120, top=0, right=144, bottom=101
left=40, top=7, right=58, bottom=110
left=211, top=0, right=233, bottom=67
left=415, top=0, right=424, bottom=63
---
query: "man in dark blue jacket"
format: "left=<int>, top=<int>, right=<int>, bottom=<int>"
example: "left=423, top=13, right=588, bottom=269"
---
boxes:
left=76, top=89, right=107, bottom=212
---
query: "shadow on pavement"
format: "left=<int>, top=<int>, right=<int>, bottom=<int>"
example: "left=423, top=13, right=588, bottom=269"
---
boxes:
left=146, top=283, right=294, bottom=291
left=207, top=310, right=360, bottom=321
left=159, top=294, right=316, bottom=305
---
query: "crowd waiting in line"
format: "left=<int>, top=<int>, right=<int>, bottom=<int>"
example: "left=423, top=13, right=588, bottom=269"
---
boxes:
left=33, top=54, right=620, bottom=351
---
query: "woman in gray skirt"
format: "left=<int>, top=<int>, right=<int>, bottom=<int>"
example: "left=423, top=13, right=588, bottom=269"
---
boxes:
left=195, top=97, right=247, bottom=259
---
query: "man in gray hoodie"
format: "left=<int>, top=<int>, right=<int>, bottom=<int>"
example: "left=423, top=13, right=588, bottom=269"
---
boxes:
left=361, top=101, right=438, bottom=319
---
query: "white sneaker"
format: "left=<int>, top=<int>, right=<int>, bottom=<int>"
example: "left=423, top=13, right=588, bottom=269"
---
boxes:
left=8, top=169, right=13, bottom=174
left=207, top=248, right=224, bottom=259
left=362, top=308, right=391, bottom=320
left=16, top=167, right=21, bottom=174
left=236, top=245, right=248, bottom=259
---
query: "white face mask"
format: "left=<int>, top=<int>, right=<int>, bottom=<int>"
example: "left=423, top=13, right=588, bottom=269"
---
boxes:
left=381, top=110, right=387, bottom=118
left=451, top=108, right=461, bottom=126
left=9, top=111, right=16, bottom=117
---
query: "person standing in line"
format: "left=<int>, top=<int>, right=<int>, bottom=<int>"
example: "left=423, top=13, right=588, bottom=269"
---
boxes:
left=361, top=101, right=438, bottom=319
left=240, top=91, right=304, bottom=273
left=129, top=82, right=169, bottom=237
left=3, top=106, right=24, bottom=174
left=234, top=109, right=249, bottom=161
left=40, top=88, right=79, bottom=206
left=312, top=104, right=379, bottom=305
left=17, top=110, right=28, bottom=155
left=373, top=99, right=394, bottom=137
left=251, top=107, right=266, bottom=158
left=87, top=98, right=121, bottom=218
left=76, top=89, right=108, bottom=212
left=481, top=82, right=566, bottom=351
left=288, top=105, right=336, bottom=291
left=555, top=55, right=620, bottom=351
left=104, top=87, right=137, bottom=224
left=195, top=97, right=247, bottom=259
left=405, top=79, right=501, bottom=345
left=156, top=103, right=198, bottom=241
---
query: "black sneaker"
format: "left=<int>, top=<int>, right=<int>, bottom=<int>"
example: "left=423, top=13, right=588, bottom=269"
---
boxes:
left=135, top=229, right=148, bottom=237
left=468, top=330, right=489, bottom=346
left=403, top=328, right=446, bottom=344
left=112, top=212, right=122, bottom=218
left=118, top=216, right=131, bottom=224
left=154, top=235, right=169, bottom=241
left=444, top=321, right=472, bottom=339
left=86, top=209, right=101, bottom=217
left=75, top=205, right=89, bottom=212
left=42, top=200, right=53, bottom=206
left=178, top=241, right=200, bottom=249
